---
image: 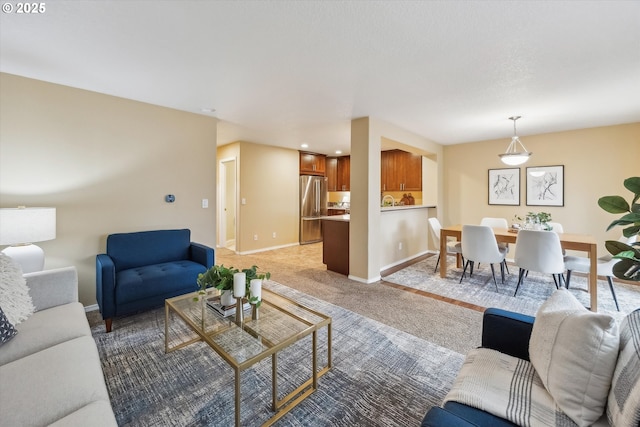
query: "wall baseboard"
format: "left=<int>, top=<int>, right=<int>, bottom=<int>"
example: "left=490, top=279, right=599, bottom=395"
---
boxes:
left=237, top=242, right=299, bottom=255
left=84, top=304, right=99, bottom=312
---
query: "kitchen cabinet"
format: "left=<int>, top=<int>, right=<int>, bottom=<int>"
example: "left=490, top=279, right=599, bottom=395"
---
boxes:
left=326, top=157, right=338, bottom=191
left=328, top=208, right=348, bottom=216
left=337, top=156, right=350, bottom=191
left=326, top=156, right=350, bottom=191
left=381, top=150, right=422, bottom=191
left=300, top=151, right=326, bottom=176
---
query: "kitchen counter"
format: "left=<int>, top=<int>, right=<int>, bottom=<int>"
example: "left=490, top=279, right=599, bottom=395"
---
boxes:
left=321, top=217, right=349, bottom=275
left=319, top=214, right=350, bottom=222
left=380, top=204, right=436, bottom=212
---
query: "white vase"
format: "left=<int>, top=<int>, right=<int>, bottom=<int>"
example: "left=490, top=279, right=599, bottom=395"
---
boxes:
left=220, top=289, right=235, bottom=307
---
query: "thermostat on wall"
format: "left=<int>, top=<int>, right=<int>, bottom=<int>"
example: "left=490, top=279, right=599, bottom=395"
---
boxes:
left=165, top=194, right=175, bottom=203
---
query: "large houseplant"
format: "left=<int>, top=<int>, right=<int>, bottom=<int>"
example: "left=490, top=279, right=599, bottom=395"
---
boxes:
left=598, top=176, right=640, bottom=282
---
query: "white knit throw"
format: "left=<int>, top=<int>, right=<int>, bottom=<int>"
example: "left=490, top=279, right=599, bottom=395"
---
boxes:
left=0, top=253, right=35, bottom=324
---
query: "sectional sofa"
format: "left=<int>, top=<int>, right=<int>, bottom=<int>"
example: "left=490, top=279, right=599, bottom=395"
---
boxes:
left=0, top=266, right=117, bottom=426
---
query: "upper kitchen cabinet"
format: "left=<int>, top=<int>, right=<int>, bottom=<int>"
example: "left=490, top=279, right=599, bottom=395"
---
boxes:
left=326, top=156, right=350, bottom=192
left=300, top=151, right=326, bottom=176
left=381, top=150, right=422, bottom=191
left=337, top=156, right=350, bottom=191
left=326, top=157, right=338, bottom=191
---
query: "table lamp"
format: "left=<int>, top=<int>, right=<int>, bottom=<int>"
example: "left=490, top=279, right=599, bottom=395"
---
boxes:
left=0, top=207, right=56, bottom=273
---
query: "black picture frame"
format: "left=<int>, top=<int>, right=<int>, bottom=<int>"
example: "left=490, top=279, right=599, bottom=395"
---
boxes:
left=488, top=168, right=520, bottom=205
left=526, top=165, right=564, bottom=206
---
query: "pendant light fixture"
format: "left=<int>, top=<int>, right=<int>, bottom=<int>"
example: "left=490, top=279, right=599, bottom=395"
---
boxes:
left=499, top=116, right=532, bottom=166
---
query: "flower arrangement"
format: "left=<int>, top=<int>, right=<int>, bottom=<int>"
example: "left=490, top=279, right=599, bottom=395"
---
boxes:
left=513, top=212, right=553, bottom=230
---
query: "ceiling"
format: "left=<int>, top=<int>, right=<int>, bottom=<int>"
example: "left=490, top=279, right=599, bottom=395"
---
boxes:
left=1, top=1, right=639, bottom=155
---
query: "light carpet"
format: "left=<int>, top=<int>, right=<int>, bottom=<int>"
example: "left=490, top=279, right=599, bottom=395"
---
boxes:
left=384, top=256, right=640, bottom=321
left=91, top=281, right=464, bottom=426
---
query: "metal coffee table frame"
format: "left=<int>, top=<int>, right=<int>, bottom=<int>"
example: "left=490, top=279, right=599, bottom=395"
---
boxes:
left=165, top=288, right=332, bottom=426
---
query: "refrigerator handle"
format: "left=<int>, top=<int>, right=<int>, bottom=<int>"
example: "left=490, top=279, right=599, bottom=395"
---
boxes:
left=315, top=179, right=320, bottom=213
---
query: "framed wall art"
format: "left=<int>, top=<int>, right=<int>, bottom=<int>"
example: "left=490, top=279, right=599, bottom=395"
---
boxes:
left=488, top=168, right=520, bottom=205
left=526, top=165, right=564, bottom=206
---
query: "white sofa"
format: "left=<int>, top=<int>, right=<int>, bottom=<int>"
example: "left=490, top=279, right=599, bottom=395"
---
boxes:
left=0, top=267, right=117, bottom=427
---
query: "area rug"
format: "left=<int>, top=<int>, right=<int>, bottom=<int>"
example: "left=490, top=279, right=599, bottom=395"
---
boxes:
left=384, top=256, right=640, bottom=320
left=91, top=281, right=464, bottom=426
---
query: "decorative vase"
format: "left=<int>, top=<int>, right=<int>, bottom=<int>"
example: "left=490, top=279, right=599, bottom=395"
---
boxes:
left=220, top=289, right=235, bottom=307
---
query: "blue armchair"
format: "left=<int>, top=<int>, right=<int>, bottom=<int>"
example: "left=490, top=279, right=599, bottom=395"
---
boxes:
left=96, top=229, right=214, bottom=332
left=421, top=308, right=534, bottom=427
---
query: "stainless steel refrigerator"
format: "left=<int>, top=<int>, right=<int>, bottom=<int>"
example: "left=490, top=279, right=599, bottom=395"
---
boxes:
left=299, top=175, right=328, bottom=244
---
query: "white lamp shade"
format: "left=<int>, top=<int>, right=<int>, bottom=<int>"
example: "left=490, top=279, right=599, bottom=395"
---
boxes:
left=499, top=152, right=531, bottom=166
left=0, top=207, right=56, bottom=245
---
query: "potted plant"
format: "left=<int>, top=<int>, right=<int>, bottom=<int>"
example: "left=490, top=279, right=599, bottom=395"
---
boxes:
left=598, top=176, right=640, bottom=282
left=196, top=264, right=239, bottom=305
left=513, top=212, right=553, bottom=230
left=196, top=264, right=271, bottom=306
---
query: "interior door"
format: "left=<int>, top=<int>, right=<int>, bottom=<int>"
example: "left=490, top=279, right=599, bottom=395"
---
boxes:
left=219, top=158, right=237, bottom=250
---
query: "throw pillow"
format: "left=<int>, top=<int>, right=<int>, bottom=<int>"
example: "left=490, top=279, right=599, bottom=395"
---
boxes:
left=529, top=288, right=619, bottom=427
left=607, top=308, right=640, bottom=427
left=0, top=253, right=35, bottom=324
left=0, top=305, right=18, bottom=346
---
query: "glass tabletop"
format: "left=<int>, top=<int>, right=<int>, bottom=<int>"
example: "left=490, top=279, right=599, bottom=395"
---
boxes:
left=165, top=288, right=330, bottom=367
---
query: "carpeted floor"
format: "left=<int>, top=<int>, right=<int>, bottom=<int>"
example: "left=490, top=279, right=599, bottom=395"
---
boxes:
left=214, top=244, right=483, bottom=355
left=87, top=243, right=640, bottom=426
left=90, top=281, right=464, bottom=427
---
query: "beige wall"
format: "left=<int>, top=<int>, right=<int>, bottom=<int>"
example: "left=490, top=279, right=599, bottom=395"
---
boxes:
left=350, top=117, right=444, bottom=282
left=0, top=73, right=218, bottom=306
left=217, top=141, right=299, bottom=254
left=443, top=123, right=640, bottom=255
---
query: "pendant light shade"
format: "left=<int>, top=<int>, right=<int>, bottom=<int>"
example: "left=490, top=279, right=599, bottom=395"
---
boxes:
left=499, top=116, right=532, bottom=166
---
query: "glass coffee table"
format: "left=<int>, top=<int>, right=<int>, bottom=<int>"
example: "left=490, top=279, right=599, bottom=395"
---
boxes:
left=165, top=288, right=332, bottom=427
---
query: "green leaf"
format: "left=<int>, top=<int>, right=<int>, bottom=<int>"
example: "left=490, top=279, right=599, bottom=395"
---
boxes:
left=605, top=240, right=634, bottom=256
left=612, top=259, right=640, bottom=282
left=624, top=177, right=640, bottom=196
left=623, top=225, right=640, bottom=238
left=598, top=196, right=630, bottom=214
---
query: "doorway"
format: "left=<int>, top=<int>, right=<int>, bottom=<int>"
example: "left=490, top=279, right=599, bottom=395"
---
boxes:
left=219, top=158, right=237, bottom=251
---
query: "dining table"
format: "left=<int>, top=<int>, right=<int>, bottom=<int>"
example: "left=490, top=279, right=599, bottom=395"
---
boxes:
left=439, top=224, right=600, bottom=311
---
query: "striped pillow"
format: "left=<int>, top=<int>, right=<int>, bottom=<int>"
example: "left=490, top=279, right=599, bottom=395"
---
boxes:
left=608, top=309, right=640, bottom=427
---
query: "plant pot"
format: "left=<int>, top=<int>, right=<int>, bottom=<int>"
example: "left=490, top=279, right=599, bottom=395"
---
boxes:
left=220, top=289, right=235, bottom=307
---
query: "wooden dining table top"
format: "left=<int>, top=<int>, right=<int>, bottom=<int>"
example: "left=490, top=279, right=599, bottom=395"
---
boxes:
left=441, top=224, right=598, bottom=249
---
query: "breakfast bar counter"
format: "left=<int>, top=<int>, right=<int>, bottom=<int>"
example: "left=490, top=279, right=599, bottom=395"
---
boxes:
left=321, top=215, right=350, bottom=275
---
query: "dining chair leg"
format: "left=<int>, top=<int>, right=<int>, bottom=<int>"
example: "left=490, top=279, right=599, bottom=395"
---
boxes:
left=607, top=276, right=620, bottom=311
left=434, top=254, right=441, bottom=273
left=514, top=268, right=526, bottom=297
left=500, top=262, right=505, bottom=283
left=566, top=270, right=572, bottom=289
left=489, top=264, right=499, bottom=292
left=552, top=274, right=559, bottom=289
left=459, top=261, right=470, bottom=283
left=503, top=260, right=510, bottom=275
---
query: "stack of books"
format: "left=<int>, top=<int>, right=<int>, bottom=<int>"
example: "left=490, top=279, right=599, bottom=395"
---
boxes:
left=206, top=295, right=250, bottom=318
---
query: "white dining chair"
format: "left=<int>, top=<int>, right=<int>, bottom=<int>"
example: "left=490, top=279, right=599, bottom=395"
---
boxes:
left=480, top=217, right=510, bottom=273
left=564, top=235, right=637, bottom=311
left=428, top=217, right=464, bottom=273
left=480, top=217, right=508, bottom=229
left=459, top=225, right=507, bottom=291
left=513, top=229, right=566, bottom=297
left=546, top=222, right=564, bottom=233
